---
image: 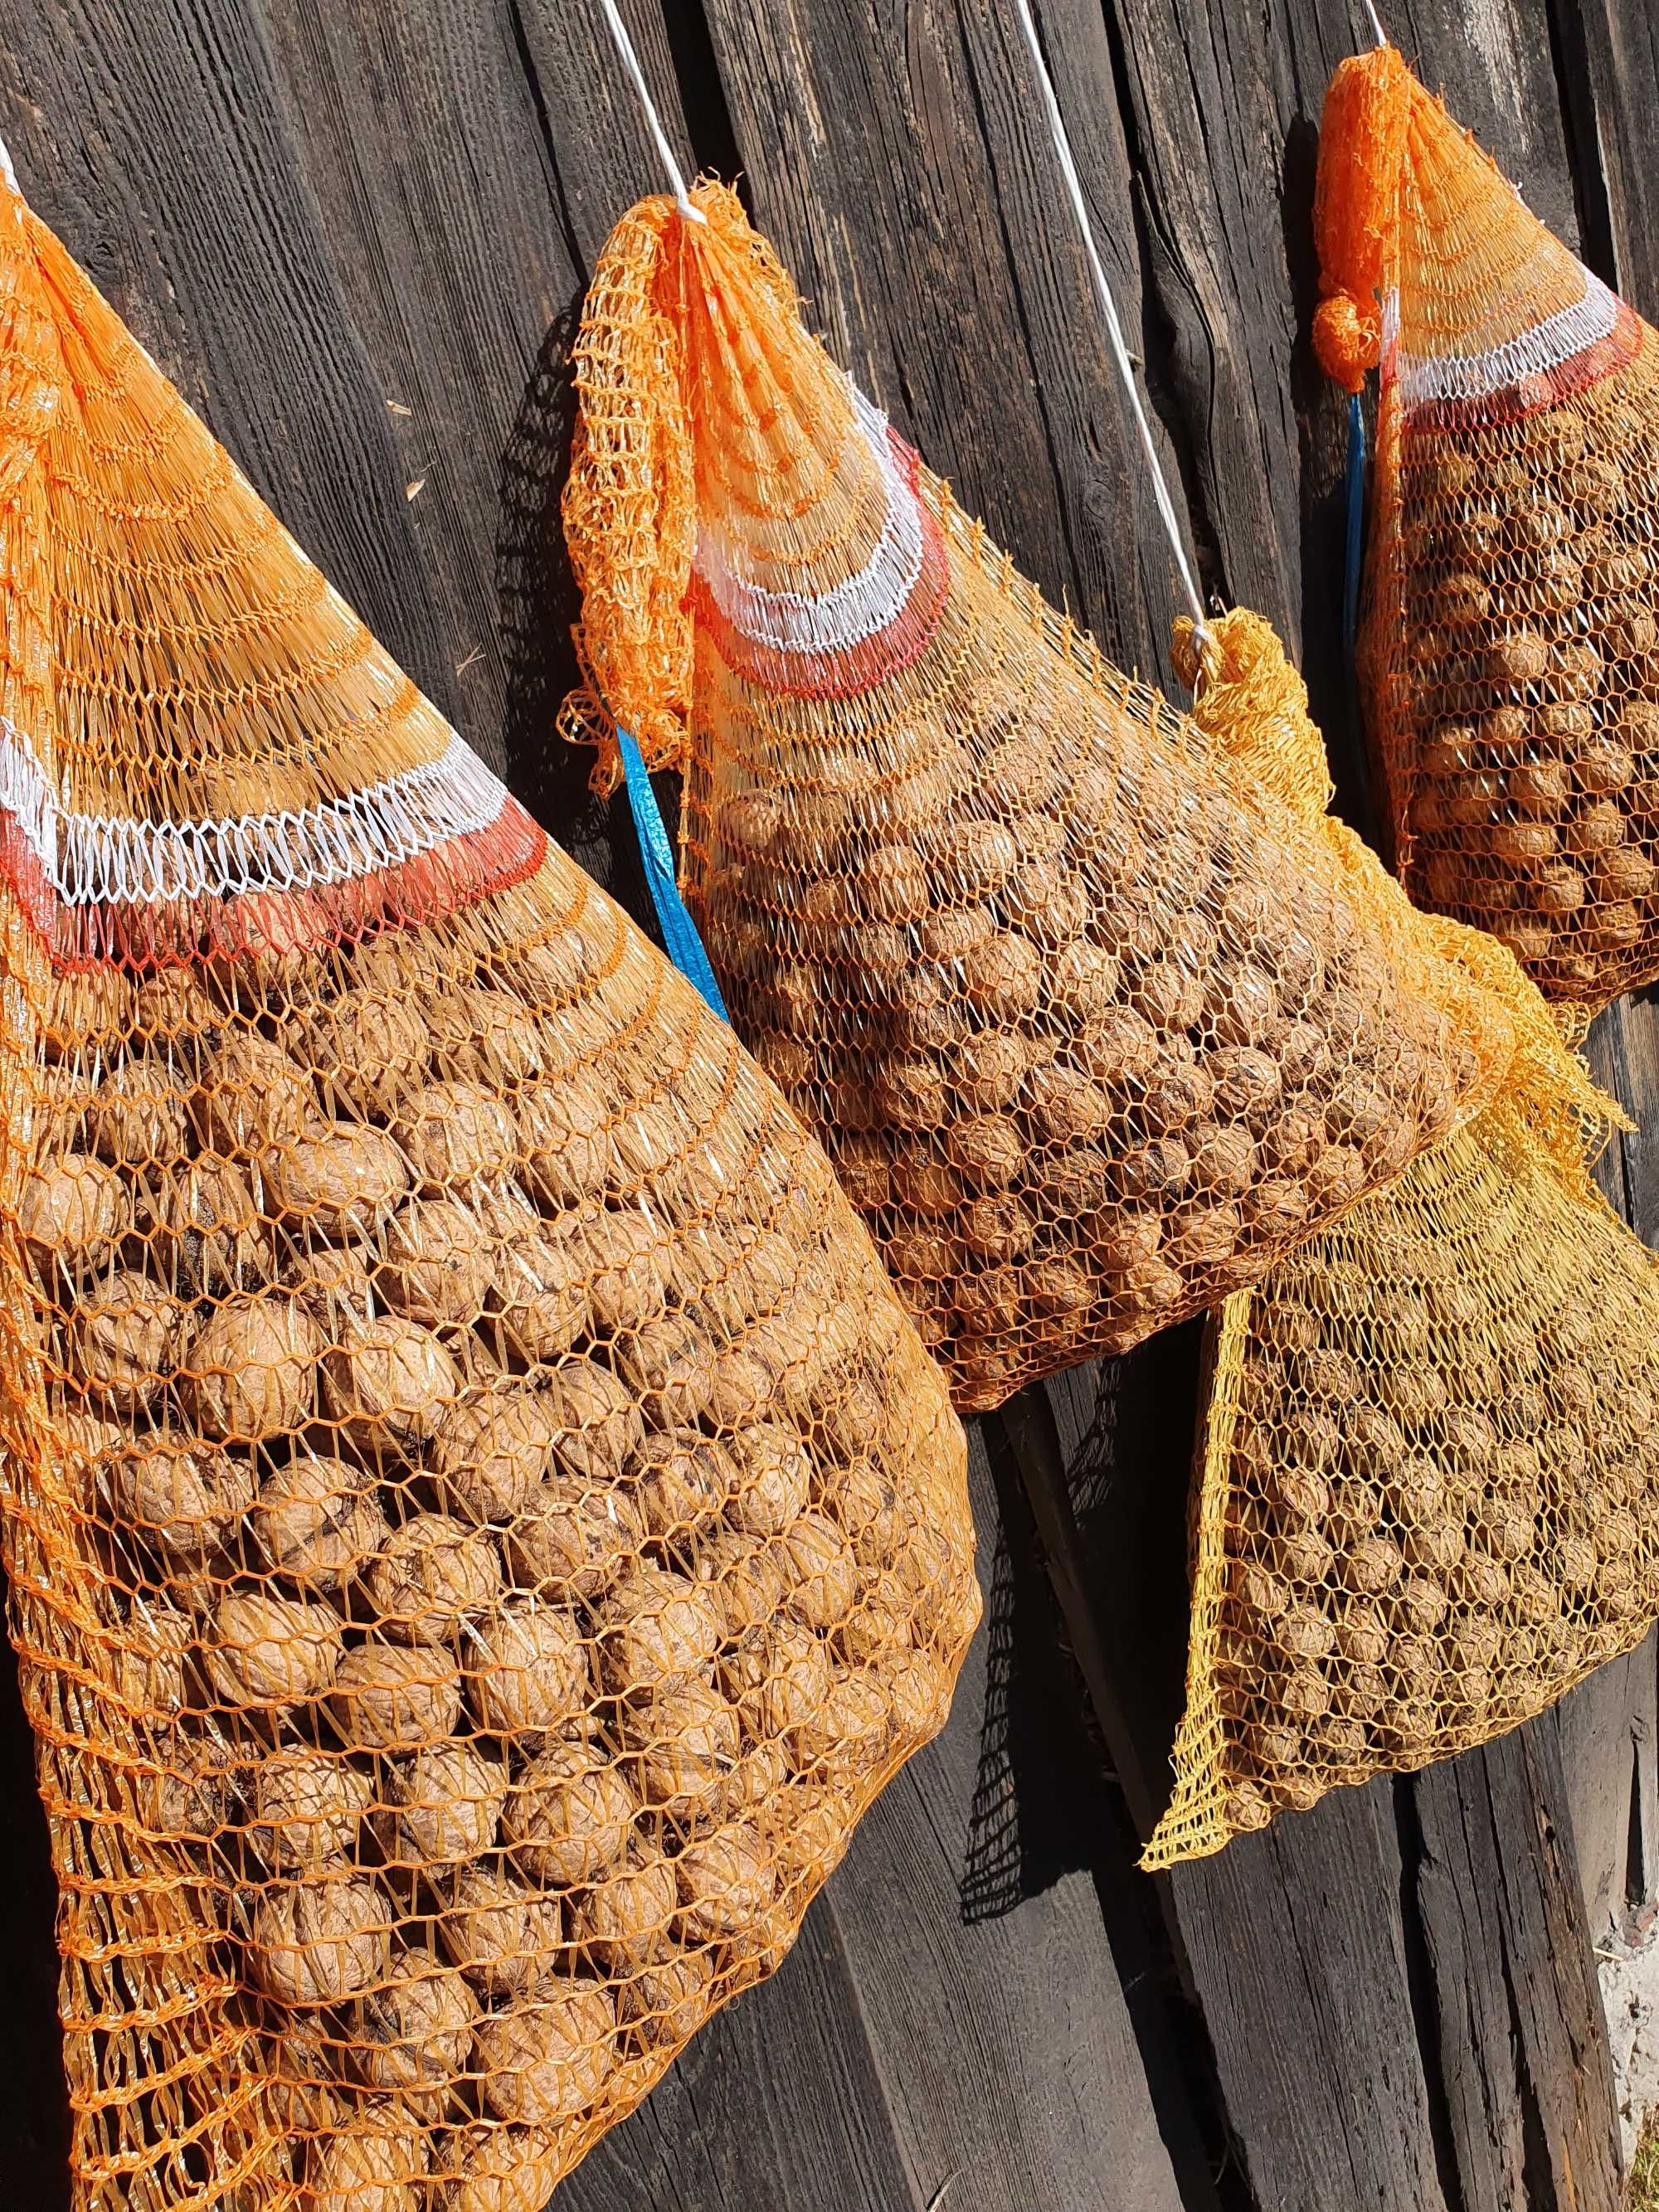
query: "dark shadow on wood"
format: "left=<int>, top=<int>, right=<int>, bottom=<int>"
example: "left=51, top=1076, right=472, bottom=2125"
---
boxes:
left=0, top=1620, right=71, bottom=2212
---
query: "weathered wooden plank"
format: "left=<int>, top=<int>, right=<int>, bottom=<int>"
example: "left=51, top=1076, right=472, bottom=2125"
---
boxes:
left=1558, top=1634, right=1659, bottom=1932
left=818, top=1437, right=1191, bottom=2212
left=1412, top=1721, right=1624, bottom=2211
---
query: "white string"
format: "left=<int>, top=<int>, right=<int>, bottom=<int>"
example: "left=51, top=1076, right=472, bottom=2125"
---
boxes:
left=1008, top=0, right=1207, bottom=639
left=594, top=0, right=706, bottom=224
left=0, top=135, right=16, bottom=195
left=1361, top=0, right=1390, bottom=48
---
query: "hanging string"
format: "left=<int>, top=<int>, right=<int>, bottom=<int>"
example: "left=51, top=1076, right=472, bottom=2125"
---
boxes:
left=594, top=0, right=706, bottom=223
left=0, top=134, right=17, bottom=196
left=1008, top=0, right=1208, bottom=643
left=1360, top=1, right=1390, bottom=48
left=1342, top=390, right=1367, bottom=663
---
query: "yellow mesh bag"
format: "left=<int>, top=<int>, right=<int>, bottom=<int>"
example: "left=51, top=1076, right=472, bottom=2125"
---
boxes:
left=559, top=185, right=1540, bottom=1413
left=0, top=170, right=980, bottom=2209
left=1316, top=45, right=1659, bottom=1009
left=1141, top=609, right=1654, bottom=1871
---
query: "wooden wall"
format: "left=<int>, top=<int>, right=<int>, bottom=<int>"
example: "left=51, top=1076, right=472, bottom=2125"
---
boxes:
left=1, top=2, right=1657, bottom=2207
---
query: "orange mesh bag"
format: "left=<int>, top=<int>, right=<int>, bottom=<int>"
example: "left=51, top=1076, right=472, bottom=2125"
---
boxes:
left=1142, top=610, right=1657, bottom=1869
left=1316, top=44, right=1659, bottom=1008
left=558, top=185, right=1537, bottom=1414
left=0, top=166, right=980, bottom=2210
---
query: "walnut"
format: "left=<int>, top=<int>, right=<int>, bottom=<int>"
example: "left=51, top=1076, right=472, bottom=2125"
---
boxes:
left=243, top=1747, right=374, bottom=1872
left=88, top=1056, right=191, bottom=1170
left=625, top=1673, right=742, bottom=1820
left=516, top=1071, right=616, bottom=1208
left=571, top=1848, right=678, bottom=1969
left=71, top=1270, right=186, bottom=1411
left=111, top=1602, right=195, bottom=1717
left=265, top=1122, right=411, bottom=1240
left=542, top=1358, right=647, bottom=1486
left=624, top=1947, right=718, bottom=2050
left=392, top=1080, right=519, bottom=1189
left=474, top=1981, right=618, bottom=2127
left=327, top=1641, right=462, bottom=1753
left=674, top=1820, right=776, bottom=1944
left=464, top=1598, right=592, bottom=1741
left=793, top=1665, right=892, bottom=1779
left=718, top=1619, right=833, bottom=1745
left=192, top=1032, right=318, bottom=1154
left=504, top=1480, right=644, bottom=1603
left=109, top=1430, right=256, bottom=1567
left=324, top=1313, right=460, bottom=1456
left=442, top=1862, right=566, bottom=2000
left=287, top=986, right=430, bottom=1120
left=692, top=1532, right=791, bottom=1640
left=380, top=1738, right=508, bottom=1868
left=376, top=1194, right=496, bottom=1328
left=429, top=1384, right=559, bottom=1524
left=251, top=1452, right=388, bottom=1592
left=184, top=1292, right=322, bottom=1441
left=205, top=1590, right=342, bottom=1714
left=17, top=1154, right=128, bottom=1277
left=348, top=1957, right=479, bottom=2123
left=600, top=1567, right=723, bottom=1697
left=776, top=1514, right=859, bottom=1632
left=624, top=1428, right=733, bottom=1544
left=141, top=1154, right=269, bottom=1295
left=434, top=2130, right=572, bottom=2212
left=610, top=1311, right=718, bottom=1430
left=250, top=1872, right=393, bottom=2006
left=502, top=1741, right=639, bottom=1886
left=363, top=1513, right=503, bottom=1644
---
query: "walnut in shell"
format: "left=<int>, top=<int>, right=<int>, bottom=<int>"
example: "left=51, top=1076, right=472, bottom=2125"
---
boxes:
left=429, top=1383, right=560, bottom=1524
left=377, top=1194, right=497, bottom=1328
left=724, top=1422, right=812, bottom=1539
left=495, top=1232, right=591, bottom=1367
left=600, top=1567, right=724, bottom=1698
left=304, top=2106, right=430, bottom=2212
left=502, top=1742, right=639, bottom=1886
left=88, top=1056, right=192, bottom=1170
left=380, top=1738, right=508, bottom=1868
left=192, top=1032, right=318, bottom=1154
left=323, top=1313, right=460, bottom=1455
left=392, top=1080, right=519, bottom=1189
left=625, top=1947, right=718, bottom=2049
left=184, top=1291, right=322, bottom=1442
left=625, top=1428, right=735, bottom=1544
left=441, top=1862, right=566, bottom=2000
left=17, top=1155, right=128, bottom=1278
left=140, top=1154, right=269, bottom=1296
left=474, top=1981, right=618, bottom=2127
left=693, top=1531, right=791, bottom=1641
left=776, top=1512, right=859, bottom=1631
left=71, top=1270, right=185, bottom=1411
left=348, top=1957, right=479, bottom=2124
left=434, top=2127, right=573, bottom=2212
left=625, top=1674, right=742, bottom=1821
left=572, top=1848, right=677, bottom=1969
left=243, top=1747, right=375, bottom=1872
left=363, top=1512, right=502, bottom=1644
left=265, top=1122, right=412, bottom=1240
left=504, top=1480, right=644, bottom=1603
left=289, top=987, right=430, bottom=1120
left=327, top=1641, right=462, bottom=1753
left=464, top=1598, right=592, bottom=1741
left=108, top=1431, right=256, bottom=1568
left=674, top=1820, right=776, bottom=1944
left=206, top=1590, right=343, bottom=1714
left=718, top=1619, right=834, bottom=1745
left=249, top=1456, right=383, bottom=1595
left=251, top=1871, right=393, bottom=2006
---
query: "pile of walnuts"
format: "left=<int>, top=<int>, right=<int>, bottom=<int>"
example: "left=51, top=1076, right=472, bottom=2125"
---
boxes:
left=1383, top=369, right=1659, bottom=1004
left=692, top=601, right=1485, bottom=1407
left=23, top=882, right=975, bottom=2208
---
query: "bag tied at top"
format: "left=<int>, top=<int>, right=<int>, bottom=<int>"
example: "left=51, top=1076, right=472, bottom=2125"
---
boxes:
left=1316, top=44, right=1659, bottom=1009
left=0, top=166, right=977, bottom=2210
left=560, top=184, right=1540, bottom=1412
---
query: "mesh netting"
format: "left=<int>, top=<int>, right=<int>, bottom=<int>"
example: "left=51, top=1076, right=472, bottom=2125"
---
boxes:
left=1315, top=45, right=1659, bottom=1009
left=557, top=186, right=1540, bottom=1413
left=1141, top=597, right=1648, bottom=1870
left=0, top=175, right=979, bottom=2209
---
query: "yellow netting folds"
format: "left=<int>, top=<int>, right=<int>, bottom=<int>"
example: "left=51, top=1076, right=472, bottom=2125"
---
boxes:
left=1143, top=602, right=1657, bottom=1870
left=0, top=175, right=979, bottom=2209
left=1316, top=46, right=1659, bottom=1009
left=561, top=186, right=1545, bottom=1412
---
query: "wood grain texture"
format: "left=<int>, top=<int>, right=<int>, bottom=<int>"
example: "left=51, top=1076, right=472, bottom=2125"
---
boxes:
left=1558, top=1634, right=1659, bottom=1931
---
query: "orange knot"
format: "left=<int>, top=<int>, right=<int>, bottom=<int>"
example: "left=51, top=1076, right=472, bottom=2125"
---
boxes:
left=1312, top=292, right=1379, bottom=393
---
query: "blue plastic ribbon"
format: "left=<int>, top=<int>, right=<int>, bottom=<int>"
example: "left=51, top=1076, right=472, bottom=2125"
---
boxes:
left=1343, top=389, right=1366, bottom=665
left=616, top=726, right=730, bottom=1023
